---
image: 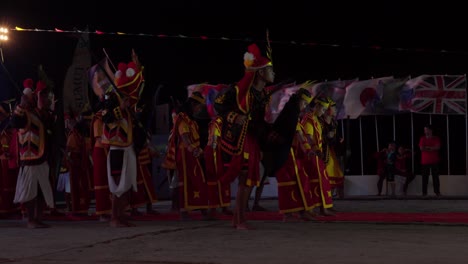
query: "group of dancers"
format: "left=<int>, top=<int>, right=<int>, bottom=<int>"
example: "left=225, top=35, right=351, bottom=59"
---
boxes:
left=161, top=43, right=345, bottom=229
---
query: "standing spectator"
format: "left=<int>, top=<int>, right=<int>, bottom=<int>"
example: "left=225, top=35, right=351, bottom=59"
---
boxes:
left=384, top=141, right=397, bottom=197
left=419, top=124, right=441, bottom=197
left=395, top=145, right=415, bottom=195
left=374, top=147, right=387, bottom=196
left=374, top=141, right=397, bottom=196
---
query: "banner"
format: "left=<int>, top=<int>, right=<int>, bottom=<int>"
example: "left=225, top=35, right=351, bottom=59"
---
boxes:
left=63, top=32, right=92, bottom=115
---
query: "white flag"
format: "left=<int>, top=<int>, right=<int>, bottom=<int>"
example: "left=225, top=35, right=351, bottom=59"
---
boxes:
left=342, top=76, right=393, bottom=119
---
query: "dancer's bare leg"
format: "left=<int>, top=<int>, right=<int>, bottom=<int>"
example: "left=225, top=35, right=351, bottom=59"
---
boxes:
left=252, top=172, right=268, bottom=211
left=235, top=171, right=254, bottom=230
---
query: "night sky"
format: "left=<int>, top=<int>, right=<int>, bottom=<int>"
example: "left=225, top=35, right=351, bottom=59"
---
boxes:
left=1, top=1, right=467, bottom=174
left=2, top=1, right=468, bottom=99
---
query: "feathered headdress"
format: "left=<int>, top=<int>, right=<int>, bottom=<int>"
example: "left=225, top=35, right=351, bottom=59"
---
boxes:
left=23, top=78, right=34, bottom=96
left=243, top=43, right=272, bottom=70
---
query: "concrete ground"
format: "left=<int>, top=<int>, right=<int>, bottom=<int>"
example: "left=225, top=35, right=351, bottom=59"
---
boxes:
left=2, top=197, right=468, bottom=264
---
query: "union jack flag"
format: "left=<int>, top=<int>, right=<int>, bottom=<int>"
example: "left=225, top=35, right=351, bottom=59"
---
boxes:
left=407, top=75, right=466, bottom=114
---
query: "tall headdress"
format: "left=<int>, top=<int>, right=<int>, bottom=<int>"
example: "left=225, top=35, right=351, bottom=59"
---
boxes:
left=22, top=78, right=34, bottom=96
left=236, top=33, right=273, bottom=112
left=35, top=80, right=48, bottom=95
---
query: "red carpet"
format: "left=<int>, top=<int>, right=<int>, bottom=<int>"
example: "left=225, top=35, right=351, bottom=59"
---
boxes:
left=4, top=211, right=467, bottom=224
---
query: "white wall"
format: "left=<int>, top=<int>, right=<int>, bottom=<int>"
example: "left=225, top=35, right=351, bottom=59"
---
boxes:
left=232, top=175, right=468, bottom=198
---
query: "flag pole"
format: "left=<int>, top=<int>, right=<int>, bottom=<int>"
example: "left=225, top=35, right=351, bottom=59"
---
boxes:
left=359, top=116, right=364, bottom=176
left=374, top=115, right=379, bottom=151
left=446, top=115, right=450, bottom=175
left=465, top=74, right=468, bottom=175
left=411, top=112, right=414, bottom=173
left=102, top=48, right=117, bottom=73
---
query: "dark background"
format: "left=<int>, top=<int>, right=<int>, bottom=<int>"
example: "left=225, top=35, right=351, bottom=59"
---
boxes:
left=1, top=0, right=467, bottom=175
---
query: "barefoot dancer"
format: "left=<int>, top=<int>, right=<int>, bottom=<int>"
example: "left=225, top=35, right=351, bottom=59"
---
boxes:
left=214, top=43, right=275, bottom=230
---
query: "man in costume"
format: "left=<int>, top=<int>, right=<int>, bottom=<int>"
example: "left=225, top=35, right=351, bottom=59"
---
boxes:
left=214, top=43, right=275, bottom=230
left=11, top=79, right=55, bottom=228
left=301, top=97, right=335, bottom=216
left=395, top=145, right=415, bottom=195
left=419, top=124, right=441, bottom=197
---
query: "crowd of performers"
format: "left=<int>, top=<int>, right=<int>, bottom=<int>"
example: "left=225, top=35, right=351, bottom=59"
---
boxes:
left=0, top=54, right=158, bottom=228
left=0, top=43, right=345, bottom=229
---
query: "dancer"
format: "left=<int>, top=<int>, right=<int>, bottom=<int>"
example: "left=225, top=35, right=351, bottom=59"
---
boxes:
left=11, top=79, right=55, bottom=228
left=215, top=43, right=275, bottom=229
left=301, top=97, right=335, bottom=216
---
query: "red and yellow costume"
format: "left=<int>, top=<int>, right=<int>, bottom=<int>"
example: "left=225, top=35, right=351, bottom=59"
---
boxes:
left=301, top=105, right=334, bottom=209
left=170, top=111, right=209, bottom=211
left=101, top=105, right=137, bottom=197
left=276, top=122, right=316, bottom=213
left=0, top=128, right=20, bottom=215
left=204, top=116, right=231, bottom=208
left=91, top=110, right=112, bottom=216
left=320, top=102, right=344, bottom=189
left=214, top=44, right=273, bottom=187
left=130, top=145, right=158, bottom=209
left=66, top=124, right=92, bottom=214
left=114, top=60, right=157, bottom=210
left=12, top=102, right=55, bottom=209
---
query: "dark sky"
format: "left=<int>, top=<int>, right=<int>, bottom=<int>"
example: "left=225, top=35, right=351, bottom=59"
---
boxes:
left=1, top=0, right=468, bottom=102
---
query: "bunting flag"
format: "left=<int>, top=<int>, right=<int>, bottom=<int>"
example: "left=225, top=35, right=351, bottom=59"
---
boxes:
left=402, top=75, right=467, bottom=115
left=10, top=26, right=468, bottom=56
left=63, top=32, right=92, bottom=115
left=342, top=76, right=393, bottom=119
left=265, top=82, right=298, bottom=124
left=310, top=78, right=358, bottom=120
left=379, top=76, right=411, bottom=113
left=359, top=77, right=411, bottom=116
left=88, top=57, right=115, bottom=99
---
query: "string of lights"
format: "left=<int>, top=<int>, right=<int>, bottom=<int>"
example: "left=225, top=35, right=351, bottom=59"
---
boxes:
left=8, top=26, right=468, bottom=56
